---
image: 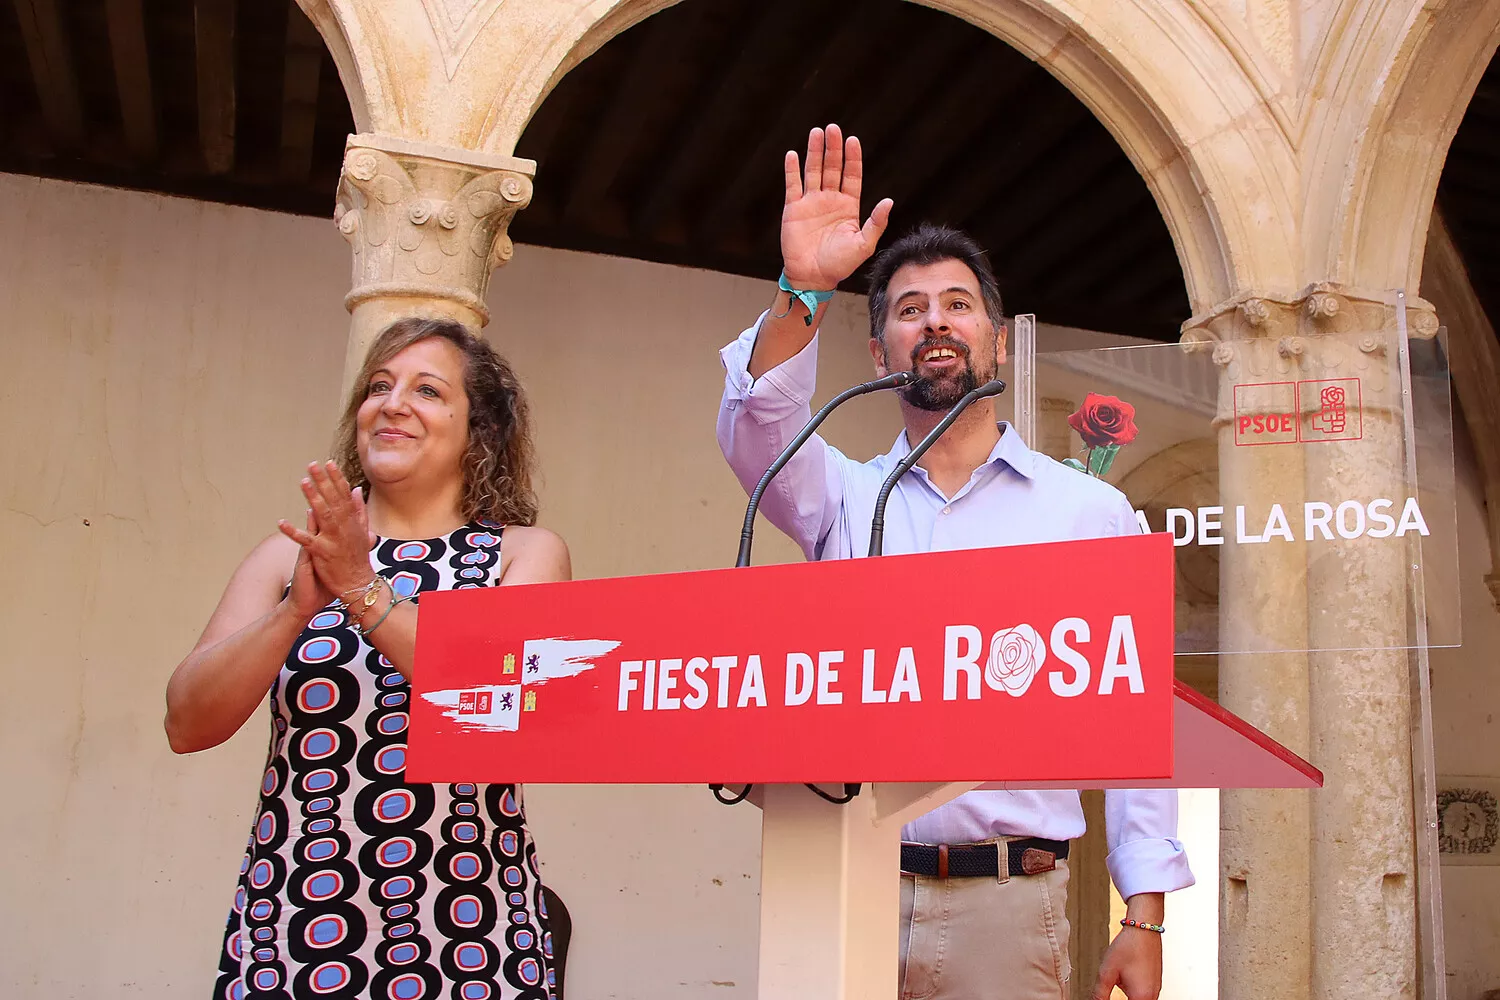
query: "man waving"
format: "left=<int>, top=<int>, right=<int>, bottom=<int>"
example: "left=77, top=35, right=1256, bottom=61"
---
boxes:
left=715, top=124, right=1193, bottom=1000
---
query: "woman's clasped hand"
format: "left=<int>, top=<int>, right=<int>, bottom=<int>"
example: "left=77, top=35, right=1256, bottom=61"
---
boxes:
left=277, top=460, right=393, bottom=632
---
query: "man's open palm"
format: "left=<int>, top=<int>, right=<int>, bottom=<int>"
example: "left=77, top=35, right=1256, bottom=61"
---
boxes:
left=781, top=124, right=893, bottom=291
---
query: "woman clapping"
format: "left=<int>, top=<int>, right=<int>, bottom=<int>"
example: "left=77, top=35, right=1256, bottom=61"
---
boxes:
left=166, top=317, right=568, bottom=1000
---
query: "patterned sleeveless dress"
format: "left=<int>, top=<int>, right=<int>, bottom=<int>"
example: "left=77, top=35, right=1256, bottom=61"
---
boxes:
left=215, top=523, right=555, bottom=1000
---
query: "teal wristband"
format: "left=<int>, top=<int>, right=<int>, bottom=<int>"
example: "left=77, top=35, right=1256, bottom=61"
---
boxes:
left=778, top=271, right=836, bottom=326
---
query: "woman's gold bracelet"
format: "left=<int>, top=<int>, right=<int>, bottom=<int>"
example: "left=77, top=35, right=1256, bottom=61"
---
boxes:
left=353, top=580, right=410, bottom=639
left=338, top=576, right=383, bottom=616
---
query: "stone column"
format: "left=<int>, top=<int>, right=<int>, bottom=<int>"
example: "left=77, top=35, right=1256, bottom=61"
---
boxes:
left=333, top=134, right=533, bottom=389
left=1185, top=296, right=1313, bottom=1000
left=1186, top=286, right=1439, bottom=1000
left=1296, top=288, right=1434, bottom=1000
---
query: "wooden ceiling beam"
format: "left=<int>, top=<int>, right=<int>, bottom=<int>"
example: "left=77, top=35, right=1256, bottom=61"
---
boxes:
left=562, top=11, right=697, bottom=230
left=871, top=56, right=1036, bottom=216
left=908, top=81, right=1089, bottom=228
left=279, top=2, right=321, bottom=182
left=1042, top=200, right=1170, bottom=302
left=631, top=0, right=819, bottom=243
left=998, top=169, right=1150, bottom=289
left=1129, top=271, right=1193, bottom=321
left=835, top=17, right=984, bottom=160
left=104, top=0, right=157, bottom=162
left=748, top=17, right=985, bottom=266
left=194, top=0, right=237, bottom=175
left=695, top=4, right=903, bottom=244
left=1084, top=248, right=1186, bottom=310
left=10, top=0, right=85, bottom=150
left=510, top=84, right=579, bottom=230
left=976, top=129, right=1125, bottom=274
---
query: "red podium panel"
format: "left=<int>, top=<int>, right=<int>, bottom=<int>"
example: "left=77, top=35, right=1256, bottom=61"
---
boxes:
left=408, top=533, right=1175, bottom=785
left=980, top=681, right=1323, bottom=791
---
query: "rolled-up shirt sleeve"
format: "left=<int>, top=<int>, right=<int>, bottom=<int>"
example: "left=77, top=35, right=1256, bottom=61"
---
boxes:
left=1103, top=789, right=1195, bottom=899
left=716, top=315, right=844, bottom=558
left=1099, top=488, right=1194, bottom=899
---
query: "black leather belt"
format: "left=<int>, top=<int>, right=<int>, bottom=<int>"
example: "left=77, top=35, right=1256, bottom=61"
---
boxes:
left=900, top=838, right=1070, bottom=878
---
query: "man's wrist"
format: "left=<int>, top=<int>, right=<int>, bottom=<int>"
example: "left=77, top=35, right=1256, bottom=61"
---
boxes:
left=778, top=272, right=836, bottom=326
left=779, top=268, right=838, bottom=293
left=1123, top=891, right=1166, bottom=924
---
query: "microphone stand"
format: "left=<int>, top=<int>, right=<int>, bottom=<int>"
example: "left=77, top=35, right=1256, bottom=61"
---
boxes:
left=867, top=378, right=1007, bottom=557
left=736, top=370, right=915, bottom=567
left=712, top=370, right=915, bottom=809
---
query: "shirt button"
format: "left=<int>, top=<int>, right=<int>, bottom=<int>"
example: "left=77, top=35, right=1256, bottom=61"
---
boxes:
left=942, top=506, right=952, bottom=515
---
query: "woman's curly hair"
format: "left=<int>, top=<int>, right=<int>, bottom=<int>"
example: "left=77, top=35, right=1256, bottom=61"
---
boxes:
left=333, top=317, right=539, bottom=527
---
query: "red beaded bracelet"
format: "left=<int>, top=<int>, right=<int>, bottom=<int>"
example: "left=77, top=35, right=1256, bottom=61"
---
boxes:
left=1121, top=918, right=1165, bottom=934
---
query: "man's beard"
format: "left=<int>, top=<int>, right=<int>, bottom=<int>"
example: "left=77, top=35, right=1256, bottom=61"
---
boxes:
left=895, top=337, right=992, bottom=412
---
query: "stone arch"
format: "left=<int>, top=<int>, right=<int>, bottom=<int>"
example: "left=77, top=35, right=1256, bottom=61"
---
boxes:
left=509, top=0, right=1301, bottom=315
left=1328, top=0, right=1500, bottom=292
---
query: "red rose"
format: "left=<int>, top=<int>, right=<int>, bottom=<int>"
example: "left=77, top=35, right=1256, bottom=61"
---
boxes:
left=1068, top=393, right=1138, bottom=448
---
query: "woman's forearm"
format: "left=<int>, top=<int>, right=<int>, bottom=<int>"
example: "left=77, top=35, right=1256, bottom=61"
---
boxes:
left=359, top=591, right=418, bottom=681
left=164, top=600, right=309, bottom=753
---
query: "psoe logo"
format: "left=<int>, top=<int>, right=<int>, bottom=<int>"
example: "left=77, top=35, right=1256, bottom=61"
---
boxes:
left=1233, top=381, right=1298, bottom=446
left=941, top=617, right=1144, bottom=702
left=457, top=690, right=493, bottom=715
left=1233, top=378, right=1364, bottom=446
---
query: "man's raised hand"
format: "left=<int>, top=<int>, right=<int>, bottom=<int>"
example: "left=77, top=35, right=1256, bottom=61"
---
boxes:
left=781, top=124, right=893, bottom=292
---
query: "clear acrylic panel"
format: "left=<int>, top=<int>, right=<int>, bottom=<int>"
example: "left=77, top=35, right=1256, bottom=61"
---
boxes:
left=1012, top=297, right=1458, bottom=656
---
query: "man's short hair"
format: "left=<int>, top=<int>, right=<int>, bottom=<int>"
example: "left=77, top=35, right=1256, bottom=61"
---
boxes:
left=865, top=223, right=1005, bottom=343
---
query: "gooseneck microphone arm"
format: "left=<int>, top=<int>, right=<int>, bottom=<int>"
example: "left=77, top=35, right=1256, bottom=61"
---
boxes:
left=736, top=370, right=916, bottom=567
left=867, top=378, right=1008, bottom=557
left=713, top=369, right=915, bottom=810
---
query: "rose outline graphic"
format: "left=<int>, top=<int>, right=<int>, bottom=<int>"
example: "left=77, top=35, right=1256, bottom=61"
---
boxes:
left=985, top=624, right=1048, bottom=698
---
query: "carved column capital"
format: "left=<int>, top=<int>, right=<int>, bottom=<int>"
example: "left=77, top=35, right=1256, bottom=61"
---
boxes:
left=333, top=133, right=535, bottom=326
left=1180, top=284, right=1439, bottom=425
left=1182, top=283, right=1438, bottom=344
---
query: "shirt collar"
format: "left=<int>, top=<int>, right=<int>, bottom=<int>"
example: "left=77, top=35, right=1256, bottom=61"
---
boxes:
left=882, top=421, right=1040, bottom=481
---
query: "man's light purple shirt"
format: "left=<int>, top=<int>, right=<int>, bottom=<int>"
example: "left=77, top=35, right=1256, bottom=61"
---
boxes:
left=716, top=318, right=1193, bottom=900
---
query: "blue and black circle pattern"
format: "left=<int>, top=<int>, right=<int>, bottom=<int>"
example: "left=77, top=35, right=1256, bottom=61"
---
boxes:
left=215, top=523, right=554, bottom=1000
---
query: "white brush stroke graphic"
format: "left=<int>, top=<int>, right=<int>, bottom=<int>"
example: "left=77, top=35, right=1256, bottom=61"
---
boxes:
left=521, top=637, right=621, bottom=684
left=420, top=637, right=621, bottom=732
left=421, top=684, right=522, bottom=732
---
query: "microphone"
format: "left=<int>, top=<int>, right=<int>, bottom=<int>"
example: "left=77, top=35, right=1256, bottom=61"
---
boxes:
left=736, top=370, right=916, bottom=567
left=867, top=378, right=1008, bottom=557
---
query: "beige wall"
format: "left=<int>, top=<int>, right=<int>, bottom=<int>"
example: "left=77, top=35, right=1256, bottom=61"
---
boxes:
left=0, top=171, right=909, bottom=999
left=0, top=171, right=350, bottom=996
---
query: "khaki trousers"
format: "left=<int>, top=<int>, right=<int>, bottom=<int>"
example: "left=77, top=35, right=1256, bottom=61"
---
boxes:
left=898, top=858, right=1072, bottom=1000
